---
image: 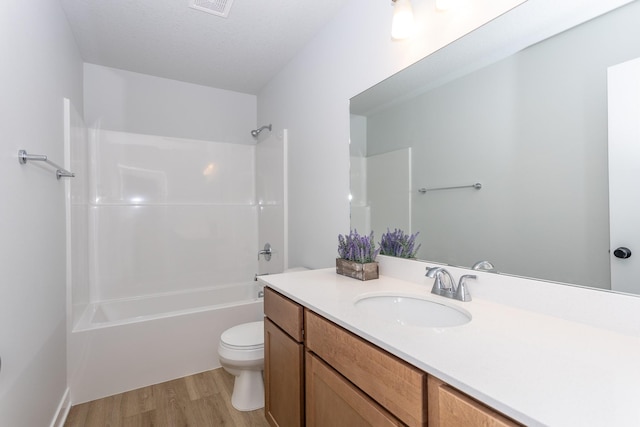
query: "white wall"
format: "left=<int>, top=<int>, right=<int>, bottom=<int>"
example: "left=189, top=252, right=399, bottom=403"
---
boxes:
left=0, top=0, right=83, bottom=426
left=84, top=63, right=257, bottom=143
left=258, top=0, right=526, bottom=269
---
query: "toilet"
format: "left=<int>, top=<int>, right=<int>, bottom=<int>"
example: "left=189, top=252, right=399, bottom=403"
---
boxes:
left=217, top=320, right=265, bottom=411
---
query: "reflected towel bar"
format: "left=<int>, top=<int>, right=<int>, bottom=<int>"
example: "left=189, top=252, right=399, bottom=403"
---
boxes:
left=418, top=182, right=481, bottom=193
left=18, top=150, right=75, bottom=179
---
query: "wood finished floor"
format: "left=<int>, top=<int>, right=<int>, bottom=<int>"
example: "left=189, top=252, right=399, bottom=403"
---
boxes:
left=64, top=368, right=270, bottom=427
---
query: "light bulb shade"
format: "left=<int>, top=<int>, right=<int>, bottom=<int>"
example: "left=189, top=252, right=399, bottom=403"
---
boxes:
left=391, top=0, right=414, bottom=40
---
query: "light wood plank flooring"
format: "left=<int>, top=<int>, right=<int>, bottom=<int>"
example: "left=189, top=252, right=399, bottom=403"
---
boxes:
left=64, top=368, right=270, bottom=427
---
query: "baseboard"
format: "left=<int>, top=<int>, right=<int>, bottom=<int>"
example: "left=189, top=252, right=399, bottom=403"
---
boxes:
left=50, top=387, right=71, bottom=427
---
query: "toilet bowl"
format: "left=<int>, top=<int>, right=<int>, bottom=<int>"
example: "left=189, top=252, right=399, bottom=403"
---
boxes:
left=217, top=320, right=265, bottom=411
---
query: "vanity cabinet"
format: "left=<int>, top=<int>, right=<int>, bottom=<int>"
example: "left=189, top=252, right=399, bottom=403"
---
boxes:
left=264, top=288, right=305, bottom=427
left=264, top=286, right=521, bottom=427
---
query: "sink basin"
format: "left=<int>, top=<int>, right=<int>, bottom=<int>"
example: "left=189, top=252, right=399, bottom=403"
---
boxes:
left=354, top=294, right=471, bottom=328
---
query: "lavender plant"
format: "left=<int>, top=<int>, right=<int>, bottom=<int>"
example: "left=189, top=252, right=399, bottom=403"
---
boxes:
left=337, top=229, right=380, bottom=263
left=379, top=228, right=421, bottom=259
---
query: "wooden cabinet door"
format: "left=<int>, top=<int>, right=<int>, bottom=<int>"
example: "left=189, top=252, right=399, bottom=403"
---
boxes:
left=305, top=351, right=403, bottom=427
left=427, top=376, right=522, bottom=427
left=265, top=319, right=304, bottom=427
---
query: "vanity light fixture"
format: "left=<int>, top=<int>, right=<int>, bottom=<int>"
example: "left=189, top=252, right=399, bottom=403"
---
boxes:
left=391, top=0, right=415, bottom=40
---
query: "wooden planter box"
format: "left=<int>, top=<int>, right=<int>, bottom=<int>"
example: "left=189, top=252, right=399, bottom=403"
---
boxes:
left=336, top=259, right=379, bottom=281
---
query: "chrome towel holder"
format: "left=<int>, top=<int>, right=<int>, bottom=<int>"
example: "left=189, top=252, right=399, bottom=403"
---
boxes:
left=18, top=150, right=75, bottom=180
left=418, top=182, right=481, bottom=193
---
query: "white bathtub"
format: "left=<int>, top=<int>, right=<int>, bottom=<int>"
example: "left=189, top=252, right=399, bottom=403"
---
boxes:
left=68, top=282, right=264, bottom=404
left=74, top=282, right=262, bottom=330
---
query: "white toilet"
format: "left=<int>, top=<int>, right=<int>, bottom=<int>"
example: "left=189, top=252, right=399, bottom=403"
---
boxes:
left=217, top=320, right=265, bottom=411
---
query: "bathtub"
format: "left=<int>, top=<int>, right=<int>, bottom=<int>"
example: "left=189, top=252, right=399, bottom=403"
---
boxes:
left=68, top=282, right=264, bottom=404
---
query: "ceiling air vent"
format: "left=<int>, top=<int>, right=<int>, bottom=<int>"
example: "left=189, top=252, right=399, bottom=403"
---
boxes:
left=189, top=0, right=234, bottom=18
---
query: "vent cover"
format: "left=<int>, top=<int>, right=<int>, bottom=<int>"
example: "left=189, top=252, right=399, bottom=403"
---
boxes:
left=189, top=0, right=234, bottom=18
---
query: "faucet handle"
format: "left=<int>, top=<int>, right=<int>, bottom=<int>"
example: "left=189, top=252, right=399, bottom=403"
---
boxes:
left=455, top=274, right=477, bottom=302
left=426, top=267, right=445, bottom=295
left=472, top=260, right=497, bottom=273
left=258, top=243, right=272, bottom=261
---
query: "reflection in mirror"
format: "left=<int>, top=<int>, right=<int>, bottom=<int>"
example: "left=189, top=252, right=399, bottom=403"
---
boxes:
left=350, top=1, right=640, bottom=294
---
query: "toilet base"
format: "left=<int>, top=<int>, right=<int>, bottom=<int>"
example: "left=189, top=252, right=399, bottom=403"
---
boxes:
left=231, top=369, right=264, bottom=411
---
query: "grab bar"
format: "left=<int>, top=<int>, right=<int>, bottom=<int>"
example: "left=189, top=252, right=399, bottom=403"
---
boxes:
left=18, top=150, right=75, bottom=180
left=418, top=182, right=481, bottom=193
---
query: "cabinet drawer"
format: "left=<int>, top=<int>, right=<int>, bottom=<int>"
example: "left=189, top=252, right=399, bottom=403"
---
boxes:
left=264, top=287, right=304, bottom=342
left=428, top=376, right=522, bottom=427
left=305, top=351, right=403, bottom=427
left=305, top=309, right=426, bottom=427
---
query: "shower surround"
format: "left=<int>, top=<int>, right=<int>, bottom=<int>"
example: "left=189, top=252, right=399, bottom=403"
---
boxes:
left=87, top=129, right=258, bottom=301
left=67, top=120, right=286, bottom=403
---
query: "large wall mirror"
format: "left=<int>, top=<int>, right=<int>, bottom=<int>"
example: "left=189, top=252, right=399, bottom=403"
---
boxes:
left=350, top=0, right=640, bottom=295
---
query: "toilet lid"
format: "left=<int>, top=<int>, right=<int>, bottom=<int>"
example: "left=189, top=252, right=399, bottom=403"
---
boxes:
left=220, top=320, right=264, bottom=350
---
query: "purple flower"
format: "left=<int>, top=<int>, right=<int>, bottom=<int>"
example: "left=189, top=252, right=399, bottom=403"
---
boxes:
left=379, top=228, right=421, bottom=259
left=337, top=229, right=379, bottom=263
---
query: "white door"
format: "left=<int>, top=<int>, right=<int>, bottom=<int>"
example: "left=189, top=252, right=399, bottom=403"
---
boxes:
left=256, top=128, right=288, bottom=275
left=608, top=57, right=640, bottom=294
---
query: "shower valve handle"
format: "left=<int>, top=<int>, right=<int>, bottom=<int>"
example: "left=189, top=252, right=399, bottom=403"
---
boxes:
left=258, top=243, right=272, bottom=261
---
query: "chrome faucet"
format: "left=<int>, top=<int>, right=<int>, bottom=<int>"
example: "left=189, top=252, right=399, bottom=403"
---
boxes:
left=258, top=243, right=272, bottom=261
left=471, top=260, right=497, bottom=273
left=425, top=267, right=456, bottom=296
left=425, top=267, right=476, bottom=302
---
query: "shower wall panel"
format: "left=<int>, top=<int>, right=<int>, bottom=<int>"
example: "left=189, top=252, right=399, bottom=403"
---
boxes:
left=90, top=130, right=255, bottom=205
left=66, top=99, right=91, bottom=324
left=89, top=130, right=257, bottom=301
left=256, top=130, right=287, bottom=273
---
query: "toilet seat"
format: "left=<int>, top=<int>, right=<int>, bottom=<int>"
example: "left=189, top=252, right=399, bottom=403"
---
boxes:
left=220, top=320, right=264, bottom=350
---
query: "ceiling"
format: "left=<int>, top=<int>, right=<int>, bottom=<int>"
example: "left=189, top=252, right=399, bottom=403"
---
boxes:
left=60, top=0, right=350, bottom=95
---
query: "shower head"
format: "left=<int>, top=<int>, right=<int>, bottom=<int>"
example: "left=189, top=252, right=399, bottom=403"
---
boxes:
left=251, top=124, right=272, bottom=138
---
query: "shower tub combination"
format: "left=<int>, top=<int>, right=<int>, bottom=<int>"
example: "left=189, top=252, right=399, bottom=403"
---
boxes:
left=69, top=282, right=264, bottom=404
left=66, top=125, right=287, bottom=404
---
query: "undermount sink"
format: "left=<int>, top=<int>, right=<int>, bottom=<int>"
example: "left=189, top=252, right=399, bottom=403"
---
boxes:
left=354, top=294, right=471, bottom=328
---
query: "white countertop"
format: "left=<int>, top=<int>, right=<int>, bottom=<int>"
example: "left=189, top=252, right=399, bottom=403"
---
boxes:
left=260, top=267, right=640, bottom=427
